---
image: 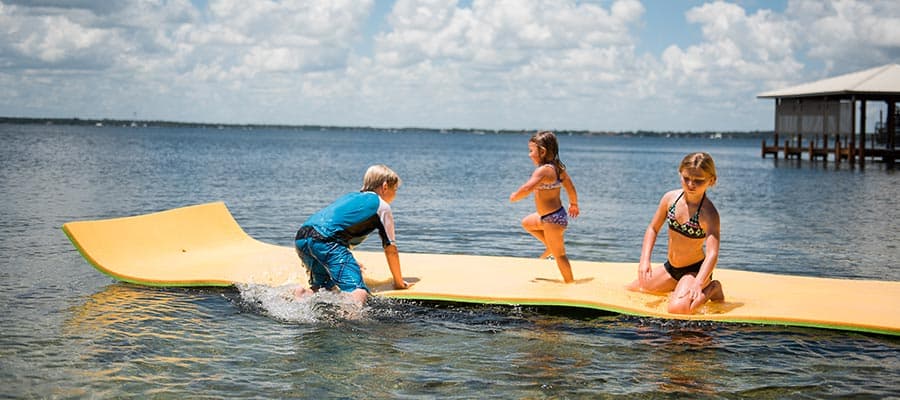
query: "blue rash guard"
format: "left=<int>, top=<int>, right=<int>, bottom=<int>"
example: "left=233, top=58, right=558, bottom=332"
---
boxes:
left=299, top=191, right=395, bottom=248
left=294, top=191, right=395, bottom=293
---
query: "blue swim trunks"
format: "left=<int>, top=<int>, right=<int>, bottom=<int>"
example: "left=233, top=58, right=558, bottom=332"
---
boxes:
left=295, top=236, right=369, bottom=294
left=540, top=207, right=568, bottom=227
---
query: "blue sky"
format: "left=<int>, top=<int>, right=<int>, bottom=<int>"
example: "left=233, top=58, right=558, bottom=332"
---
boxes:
left=1, top=0, right=896, bottom=131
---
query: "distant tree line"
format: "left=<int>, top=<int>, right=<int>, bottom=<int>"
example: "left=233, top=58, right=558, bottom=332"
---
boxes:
left=0, top=116, right=773, bottom=138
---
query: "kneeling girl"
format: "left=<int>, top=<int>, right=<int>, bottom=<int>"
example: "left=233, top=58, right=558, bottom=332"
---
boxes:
left=627, top=152, right=724, bottom=314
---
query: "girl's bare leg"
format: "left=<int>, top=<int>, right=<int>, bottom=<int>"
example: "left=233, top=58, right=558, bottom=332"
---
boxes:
left=668, top=275, right=723, bottom=314
left=704, top=280, right=725, bottom=302
left=521, top=213, right=551, bottom=258
left=627, top=265, right=677, bottom=294
left=542, top=223, right=574, bottom=283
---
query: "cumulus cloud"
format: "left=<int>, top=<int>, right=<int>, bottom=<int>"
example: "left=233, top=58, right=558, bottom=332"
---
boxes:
left=365, top=0, right=649, bottom=128
left=177, top=0, right=373, bottom=84
left=663, top=0, right=900, bottom=95
left=661, top=1, right=802, bottom=99
left=376, top=0, right=643, bottom=68
left=786, top=0, right=900, bottom=72
left=0, top=0, right=897, bottom=130
left=1, top=0, right=371, bottom=74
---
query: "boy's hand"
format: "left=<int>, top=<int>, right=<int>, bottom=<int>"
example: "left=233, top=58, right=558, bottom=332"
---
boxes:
left=394, top=280, right=410, bottom=289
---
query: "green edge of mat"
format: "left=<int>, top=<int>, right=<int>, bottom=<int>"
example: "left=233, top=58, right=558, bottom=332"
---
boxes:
left=383, top=293, right=900, bottom=337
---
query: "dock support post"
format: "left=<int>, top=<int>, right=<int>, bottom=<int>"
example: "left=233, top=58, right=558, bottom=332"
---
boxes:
left=859, top=101, right=866, bottom=169
left=762, top=133, right=779, bottom=158
left=850, top=99, right=857, bottom=167
left=835, top=135, right=842, bottom=165
left=808, top=135, right=814, bottom=161
left=888, top=101, right=896, bottom=169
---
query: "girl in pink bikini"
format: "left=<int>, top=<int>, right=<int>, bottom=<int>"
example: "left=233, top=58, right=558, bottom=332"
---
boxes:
left=509, top=131, right=580, bottom=283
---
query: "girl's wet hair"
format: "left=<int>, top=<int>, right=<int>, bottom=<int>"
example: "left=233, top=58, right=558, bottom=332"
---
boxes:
left=530, top=130, right=566, bottom=172
left=679, top=152, right=717, bottom=183
left=361, top=164, right=401, bottom=192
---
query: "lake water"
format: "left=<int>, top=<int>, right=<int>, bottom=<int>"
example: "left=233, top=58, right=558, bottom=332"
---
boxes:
left=1, top=123, right=898, bottom=398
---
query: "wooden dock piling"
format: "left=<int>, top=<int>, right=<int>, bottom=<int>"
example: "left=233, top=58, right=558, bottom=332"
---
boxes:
left=761, top=133, right=779, bottom=158
left=809, top=134, right=829, bottom=161
left=783, top=134, right=803, bottom=159
left=762, top=133, right=896, bottom=166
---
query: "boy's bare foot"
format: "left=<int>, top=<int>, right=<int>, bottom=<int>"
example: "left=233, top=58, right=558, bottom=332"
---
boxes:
left=294, top=286, right=314, bottom=299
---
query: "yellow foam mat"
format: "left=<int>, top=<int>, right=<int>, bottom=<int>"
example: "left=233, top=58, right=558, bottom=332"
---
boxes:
left=63, top=202, right=900, bottom=336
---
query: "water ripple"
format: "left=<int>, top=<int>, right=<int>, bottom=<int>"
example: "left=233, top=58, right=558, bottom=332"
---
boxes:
left=3, top=126, right=899, bottom=399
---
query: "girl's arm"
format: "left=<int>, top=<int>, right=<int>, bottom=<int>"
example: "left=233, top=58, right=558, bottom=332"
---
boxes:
left=677, top=204, right=720, bottom=304
left=509, top=167, right=548, bottom=202
left=638, top=193, right=671, bottom=285
left=561, top=170, right=579, bottom=217
left=694, top=206, right=721, bottom=286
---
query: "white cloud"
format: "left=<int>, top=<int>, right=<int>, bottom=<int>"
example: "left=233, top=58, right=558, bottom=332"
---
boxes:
left=365, top=0, right=650, bottom=128
left=189, top=0, right=373, bottom=80
left=786, top=0, right=900, bottom=73
left=662, top=1, right=803, bottom=96
left=376, top=0, right=643, bottom=68
left=0, top=0, right=897, bottom=130
left=2, top=5, right=109, bottom=67
left=657, top=0, right=898, bottom=109
left=21, top=15, right=106, bottom=63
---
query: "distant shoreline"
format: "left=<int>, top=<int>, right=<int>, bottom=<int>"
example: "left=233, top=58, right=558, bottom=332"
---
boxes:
left=0, top=116, right=773, bottom=139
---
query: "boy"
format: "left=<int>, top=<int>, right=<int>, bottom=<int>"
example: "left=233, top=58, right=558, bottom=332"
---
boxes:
left=294, top=165, right=410, bottom=305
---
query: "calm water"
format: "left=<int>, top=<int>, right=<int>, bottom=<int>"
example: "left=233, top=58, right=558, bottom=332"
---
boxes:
left=1, top=123, right=898, bottom=398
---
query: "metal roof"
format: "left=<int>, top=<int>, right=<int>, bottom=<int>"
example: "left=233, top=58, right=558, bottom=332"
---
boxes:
left=757, top=64, right=900, bottom=99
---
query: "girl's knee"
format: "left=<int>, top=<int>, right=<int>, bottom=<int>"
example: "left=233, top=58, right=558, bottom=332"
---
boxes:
left=667, top=299, right=690, bottom=314
left=668, top=277, right=701, bottom=314
left=521, top=214, right=539, bottom=229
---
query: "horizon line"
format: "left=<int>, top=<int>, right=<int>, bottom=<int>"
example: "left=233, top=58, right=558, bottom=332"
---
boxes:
left=0, top=116, right=774, bottom=136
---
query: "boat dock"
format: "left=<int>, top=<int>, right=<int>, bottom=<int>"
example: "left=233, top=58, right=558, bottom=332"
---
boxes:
left=757, top=64, right=899, bottom=169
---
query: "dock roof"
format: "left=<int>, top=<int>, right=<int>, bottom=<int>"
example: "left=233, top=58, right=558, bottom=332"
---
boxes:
left=757, top=64, right=900, bottom=99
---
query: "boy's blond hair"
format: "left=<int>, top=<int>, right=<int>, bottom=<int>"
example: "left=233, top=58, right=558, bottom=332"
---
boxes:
left=361, top=164, right=401, bottom=192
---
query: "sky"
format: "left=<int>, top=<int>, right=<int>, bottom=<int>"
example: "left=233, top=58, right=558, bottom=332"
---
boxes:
left=1, top=0, right=898, bottom=132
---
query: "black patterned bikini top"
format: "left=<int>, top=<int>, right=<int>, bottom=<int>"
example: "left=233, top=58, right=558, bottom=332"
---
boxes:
left=667, top=191, right=706, bottom=239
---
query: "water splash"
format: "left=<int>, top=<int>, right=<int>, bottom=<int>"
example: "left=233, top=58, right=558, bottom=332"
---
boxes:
left=234, top=283, right=369, bottom=324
